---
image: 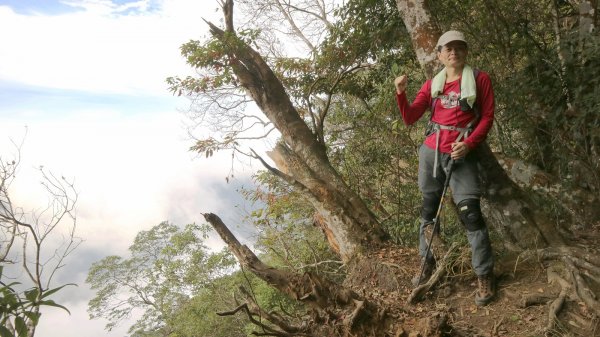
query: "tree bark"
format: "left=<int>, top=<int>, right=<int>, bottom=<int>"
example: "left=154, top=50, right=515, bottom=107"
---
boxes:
left=206, top=0, right=387, bottom=262
left=395, top=0, right=441, bottom=78
left=475, top=143, right=565, bottom=249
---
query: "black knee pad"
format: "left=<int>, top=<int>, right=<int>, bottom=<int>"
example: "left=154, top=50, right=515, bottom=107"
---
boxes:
left=421, top=195, right=441, bottom=222
left=457, top=199, right=485, bottom=231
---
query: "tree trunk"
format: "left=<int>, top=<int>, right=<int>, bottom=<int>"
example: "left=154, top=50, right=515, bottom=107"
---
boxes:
left=579, top=0, right=596, bottom=34
left=395, top=0, right=441, bottom=78
left=206, top=0, right=386, bottom=262
left=475, top=143, right=565, bottom=249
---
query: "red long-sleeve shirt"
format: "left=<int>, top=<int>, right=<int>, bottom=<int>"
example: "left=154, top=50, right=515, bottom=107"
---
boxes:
left=396, top=71, right=495, bottom=153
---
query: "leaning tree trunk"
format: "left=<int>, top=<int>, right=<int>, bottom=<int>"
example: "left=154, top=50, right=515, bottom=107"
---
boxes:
left=203, top=213, right=388, bottom=336
left=205, top=0, right=387, bottom=262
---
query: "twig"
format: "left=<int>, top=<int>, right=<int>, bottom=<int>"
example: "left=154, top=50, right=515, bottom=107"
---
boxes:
left=491, top=316, right=504, bottom=337
left=407, top=242, right=459, bottom=304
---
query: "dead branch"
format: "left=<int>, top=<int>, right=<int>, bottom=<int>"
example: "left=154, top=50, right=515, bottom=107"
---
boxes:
left=239, top=286, right=308, bottom=335
left=492, top=317, right=504, bottom=337
left=203, top=213, right=360, bottom=308
left=216, top=303, right=286, bottom=336
left=407, top=242, right=459, bottom=304
left=203, top=212, right=384, bottom=335
left=0, top=132, right=81, bottom=336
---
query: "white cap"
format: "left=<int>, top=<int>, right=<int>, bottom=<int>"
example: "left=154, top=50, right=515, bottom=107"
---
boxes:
left=436, top=30, right=467, bottom=49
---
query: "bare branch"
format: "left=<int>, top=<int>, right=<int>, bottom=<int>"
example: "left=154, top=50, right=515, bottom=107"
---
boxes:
left=1, top=133, right=81, bottom=332
left=236, top=0, right=335, bottom=55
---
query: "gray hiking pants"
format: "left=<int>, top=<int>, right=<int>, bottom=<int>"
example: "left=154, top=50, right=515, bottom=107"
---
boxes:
left=417, top=145, right=494, bottom=276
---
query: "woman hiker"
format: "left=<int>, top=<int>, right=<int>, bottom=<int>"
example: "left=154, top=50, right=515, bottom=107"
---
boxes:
left=394, top=30, right=495, bottom=306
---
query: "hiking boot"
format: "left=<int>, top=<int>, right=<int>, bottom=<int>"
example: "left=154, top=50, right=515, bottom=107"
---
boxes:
left=424, top=225, right=447, bottom=260
left=412, top=258, right=435, bottom=287
left=475, top=273, right=495, bottom=306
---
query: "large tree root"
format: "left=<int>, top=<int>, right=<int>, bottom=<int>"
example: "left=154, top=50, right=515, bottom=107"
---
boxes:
left=517, top=246, right=600, bottom=334
left=407, top=243, right=459, bottom=304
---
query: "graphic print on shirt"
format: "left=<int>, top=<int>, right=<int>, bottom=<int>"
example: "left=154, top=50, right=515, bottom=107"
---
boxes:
left=439, top=91, right=460, bottom=109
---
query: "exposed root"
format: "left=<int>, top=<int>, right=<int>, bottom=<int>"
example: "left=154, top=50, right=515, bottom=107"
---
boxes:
left=217, top=302, right=307, bottom=337
left=241, top=286, right=309, bottom=335
left=216, top=286, right=312, bottom=336
left=545, top=266, right=572, bottom=335
left=204, top=213, right=404, bottom=336
left=510, top=245, right=600, bottom=336
left=518, top=246, right=600, bottom=315
left=342, top=299, right=365, bottom=328
left=563, top=257, right=600, bottom=314
left=518, top=294, right=554, bottom=308
left=414, top=311, right=449, bottom=337
left=546, top=287, right=568, bottom=333
left=591, top=315, right=600, bottom=336
left=407, top=242, right=459, bottom=304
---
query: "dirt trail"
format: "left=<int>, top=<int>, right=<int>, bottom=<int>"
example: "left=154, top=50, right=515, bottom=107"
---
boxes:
left=349, top=242, right=599, bottom=337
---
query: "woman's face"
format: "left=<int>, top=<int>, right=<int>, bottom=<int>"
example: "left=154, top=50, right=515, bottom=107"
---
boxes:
left=438, top=41, right=468, bottom=68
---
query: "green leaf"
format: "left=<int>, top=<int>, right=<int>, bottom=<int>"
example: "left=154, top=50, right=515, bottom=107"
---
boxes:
left=38, top=300, right=71, bottom=314
left=24, top=288, right=39, bottom=303
left=15, top=316, right=27, bottom=337
left=1, top=282, right=21, bottom=290
left=4, top=293, right=19, bottom=308
left=24, top=311, right=41, bottom=326
left=41, top=283, right=76, bottom=300
left=0, top=325, right=13, bottom=337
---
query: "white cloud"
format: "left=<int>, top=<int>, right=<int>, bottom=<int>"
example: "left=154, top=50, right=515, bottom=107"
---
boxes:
left=0, top=0, right=278, bottom=337
left=1, top=108, right=249, bottom=249
left=39, top=299, right=131, bottom=337
left=0, top=2, right=268, bottom=336
left=0, top=108, right=257, bottom=336
left=0, top=0, right=221, bottom=95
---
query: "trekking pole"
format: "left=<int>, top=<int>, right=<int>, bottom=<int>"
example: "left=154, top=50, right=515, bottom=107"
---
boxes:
left=416, top=159, right=455, bottom=287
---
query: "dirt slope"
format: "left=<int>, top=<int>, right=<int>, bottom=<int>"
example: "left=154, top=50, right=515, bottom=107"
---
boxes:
left=346, top=240, right=599, bottom=337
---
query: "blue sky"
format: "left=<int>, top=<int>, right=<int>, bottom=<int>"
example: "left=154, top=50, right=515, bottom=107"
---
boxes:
left=2, top=0, right=163, bottom=15
left=0, top=0, right=78, bottom=14
left=0, top=1, right=266, bottom=336
left=0, top=81, right=175, bottom=116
